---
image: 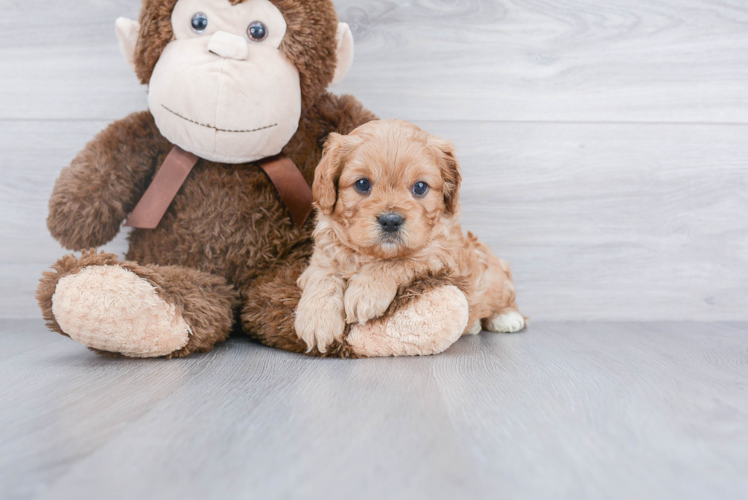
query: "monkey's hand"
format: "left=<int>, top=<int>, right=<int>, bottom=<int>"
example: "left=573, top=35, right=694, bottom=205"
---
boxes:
left=294, top=272, right=346, bottom=353
left=344, top=273, right=398, bottom=325
left=48, top=111, right=168, bottom=250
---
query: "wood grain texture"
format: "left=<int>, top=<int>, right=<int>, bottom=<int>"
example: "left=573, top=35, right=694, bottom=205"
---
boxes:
left=2, top=0, right=748, bottom=122
left=1, top=319, right=746, bottom=500
left=423, top=120, right=748, bottom=321
left=333, top=0, right=748, bottom=123
left=3, top=120, right=746, bottom=320
left=0, top=121, right=131, bottom=318
left=1, top=0, right=747, bottom=319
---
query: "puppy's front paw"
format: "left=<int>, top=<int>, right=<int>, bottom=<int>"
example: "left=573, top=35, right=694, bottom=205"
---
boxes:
left=344, top=275, right=397, bottom=325
left=486, top=311, right=526, bottom=333
left=294, top=295, right=346, bottom=353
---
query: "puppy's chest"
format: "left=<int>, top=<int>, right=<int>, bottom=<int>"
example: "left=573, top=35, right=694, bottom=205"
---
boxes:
left=330, top=253, right=449, bottom=282
left=331, top=259, right=368, bottom=281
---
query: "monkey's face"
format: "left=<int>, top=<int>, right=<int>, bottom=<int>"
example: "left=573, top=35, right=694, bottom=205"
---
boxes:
left=148, top=0, right=302, bottom=163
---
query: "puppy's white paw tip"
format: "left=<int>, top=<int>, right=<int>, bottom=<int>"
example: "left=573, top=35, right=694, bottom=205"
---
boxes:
left=465, top=321, right=482, bottom=335
left=487, top=311, right=526, bottom=334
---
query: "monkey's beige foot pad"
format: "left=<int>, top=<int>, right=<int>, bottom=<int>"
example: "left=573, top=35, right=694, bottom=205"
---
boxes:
left=348, top=285, right=469, bottom=357
left=52, top=265, right=191, bottom=358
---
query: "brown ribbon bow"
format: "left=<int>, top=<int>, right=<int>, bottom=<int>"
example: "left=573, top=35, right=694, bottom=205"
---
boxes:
left=125, top=146, right=313, bottom=230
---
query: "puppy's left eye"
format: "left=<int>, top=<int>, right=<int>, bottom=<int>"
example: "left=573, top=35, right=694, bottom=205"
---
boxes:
left=355, top=178, right=372, bottom=194
left=413, top=181, right=429, bottom=197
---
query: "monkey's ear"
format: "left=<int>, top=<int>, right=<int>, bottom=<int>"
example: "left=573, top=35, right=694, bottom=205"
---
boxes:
left=428, top=136, right=462, bottom=215
left=313, top=133, right=360, bottom=215
left=331, top=23, right=355, bottom=85
left=115, top=17, right=140, bottom=70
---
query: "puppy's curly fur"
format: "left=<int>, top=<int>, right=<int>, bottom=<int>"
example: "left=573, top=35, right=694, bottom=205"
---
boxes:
left=295, top=119, right=525, bottom=353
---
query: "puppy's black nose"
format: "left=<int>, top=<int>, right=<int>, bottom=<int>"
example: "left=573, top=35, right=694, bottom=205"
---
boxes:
left=378, top=213, right=405, bottom=233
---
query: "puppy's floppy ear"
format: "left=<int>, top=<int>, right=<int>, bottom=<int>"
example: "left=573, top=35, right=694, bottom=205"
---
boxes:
left=428, top=136, right=462, bottom=214
left=314, top=133, right=359, bottom=215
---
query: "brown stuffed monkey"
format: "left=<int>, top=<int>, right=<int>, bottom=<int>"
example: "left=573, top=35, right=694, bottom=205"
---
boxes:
left=36, top=0, right=470, bottom=358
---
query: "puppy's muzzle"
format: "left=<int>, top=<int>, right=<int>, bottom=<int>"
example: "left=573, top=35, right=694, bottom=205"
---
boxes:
left=378, top=213, right=405, bottom=234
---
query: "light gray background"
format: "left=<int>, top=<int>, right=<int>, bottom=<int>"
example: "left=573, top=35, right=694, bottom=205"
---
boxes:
left=1, top=2, right=747, bottom=500
left=2, top=0, right=747, bottom=320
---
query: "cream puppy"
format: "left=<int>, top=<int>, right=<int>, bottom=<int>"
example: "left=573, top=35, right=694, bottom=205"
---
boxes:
left=295, top=119, right=525, bottom=353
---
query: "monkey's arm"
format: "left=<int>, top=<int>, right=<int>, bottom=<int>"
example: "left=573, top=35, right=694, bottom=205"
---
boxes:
left=48, top=111, right=170, bottom=250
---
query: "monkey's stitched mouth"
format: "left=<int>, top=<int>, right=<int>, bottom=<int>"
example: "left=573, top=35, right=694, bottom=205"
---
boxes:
left=162, top=105, right=278, bottom=134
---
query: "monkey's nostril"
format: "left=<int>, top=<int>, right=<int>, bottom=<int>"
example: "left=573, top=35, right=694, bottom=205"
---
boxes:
left=378, top=213, right=405, bottom=233
left=207, top=31, right=249, bottom=60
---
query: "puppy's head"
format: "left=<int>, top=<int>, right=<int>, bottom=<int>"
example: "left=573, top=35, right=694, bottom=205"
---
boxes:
left=313, top=119, right=461, bottom=259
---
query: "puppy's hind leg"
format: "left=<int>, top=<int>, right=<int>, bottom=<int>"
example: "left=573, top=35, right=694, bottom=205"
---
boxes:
left=481, top=258, right=526, bottom=334
left=485, top=309, right=526, bottom=334
left=465, top=320, right=483, bottom=335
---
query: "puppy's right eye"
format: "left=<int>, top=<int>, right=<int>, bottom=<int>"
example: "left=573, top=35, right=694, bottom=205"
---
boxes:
left=413, top=181, right=429, bottom=197
left=354, top=178, right=372, bottom=194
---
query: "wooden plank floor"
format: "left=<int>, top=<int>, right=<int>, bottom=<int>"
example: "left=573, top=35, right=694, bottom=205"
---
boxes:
left=1, top=319, right=746, bottom=500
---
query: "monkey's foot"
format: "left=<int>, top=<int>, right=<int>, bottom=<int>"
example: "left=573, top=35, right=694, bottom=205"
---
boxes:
left=52, top=265, right=191, bottom=358
left=347, top=285, right=469, bottom=357
left=39, top=251, right=237, bottom=358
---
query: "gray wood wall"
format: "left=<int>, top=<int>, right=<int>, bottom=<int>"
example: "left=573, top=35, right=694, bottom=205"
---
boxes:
left=1, top=0, right=747, bottom=320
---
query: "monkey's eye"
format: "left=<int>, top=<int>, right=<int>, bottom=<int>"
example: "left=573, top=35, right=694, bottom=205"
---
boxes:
left=191, top=12, right=208, bottom=33
left=354, top=178, right=372, bottom=194
left=413, top=181, right=429, bottom=197
left=247, top=21, right=268, bottom=42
